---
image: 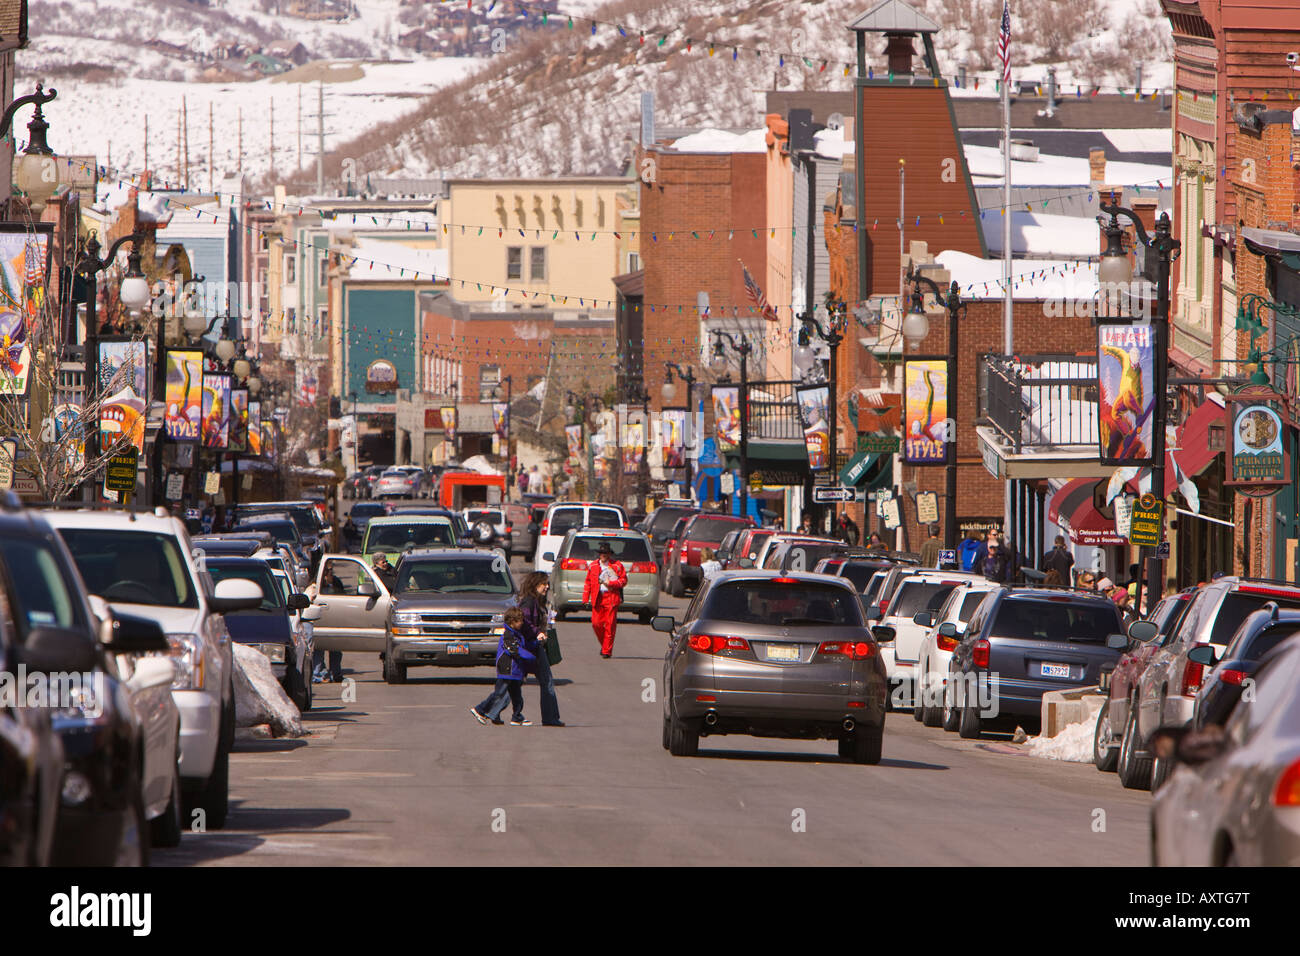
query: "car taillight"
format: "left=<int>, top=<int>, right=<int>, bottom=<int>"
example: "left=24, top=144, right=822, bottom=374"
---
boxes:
left=817, top=640, right=875, bottom=659
left=1274, top=759, right=1300, bottom=806
left=937, top=634, right=958, bottom=652
left=878, top=599, right=889, bottom=616
left=560, top=558, right=588, bottom=571
left=630, top=562, right=657, bottom=574
left=688, top=634, right=750, bottom=654
left=972, top=639, right=990, bottom=669
left=1181, top=659, right=1204, bottom=696
left=1220, top=669, right=1247, bottom=686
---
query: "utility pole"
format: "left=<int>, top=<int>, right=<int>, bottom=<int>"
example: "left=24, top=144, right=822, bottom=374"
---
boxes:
left=237, top=107, right=243, bottom=173
left=208, top=102, right=214, bottom=193
left=316, top=81, right=325, bottom=195
left=269, top=97, right=274, bottom=181
left=297, top=84, right=303, bottom=173
left=182, top=96, right=189, bottom=191
left=143, top=115, right=148, bottom=184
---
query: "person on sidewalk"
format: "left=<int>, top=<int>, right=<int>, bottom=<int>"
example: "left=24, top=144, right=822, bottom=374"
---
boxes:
left=583, top=541, right=627, bottom=658
left=918, top=524, right=942, bottom=568
left=1040, top=536, right=1075, bottom=583
left=517, top=571, right=563, bottom=727
left=469, top=607, right=536, bottom=726
left=836, top=510, right=860, bottom=546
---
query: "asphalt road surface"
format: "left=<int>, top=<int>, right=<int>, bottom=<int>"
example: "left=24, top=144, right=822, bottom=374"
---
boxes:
left=157, top=554, right=1152, bottom=867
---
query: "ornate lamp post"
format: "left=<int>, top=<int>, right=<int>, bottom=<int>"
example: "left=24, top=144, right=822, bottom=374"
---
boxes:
left=710, top=331, right=751, bottom=520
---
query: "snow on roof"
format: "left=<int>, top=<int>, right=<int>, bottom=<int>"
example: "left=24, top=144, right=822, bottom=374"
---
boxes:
left=814, top=126, right=853, bottom=160
left=981, top=211, right=1100, bottom=258
left=1101, top=128, right=1172, bottom=153
left=935, top=249, right=1099, bottom=300
left=347, top=237, right=449, bottom=281
left=964, top=144, right=1170, bottom=187
left=669, top=128, right=767, bottom=153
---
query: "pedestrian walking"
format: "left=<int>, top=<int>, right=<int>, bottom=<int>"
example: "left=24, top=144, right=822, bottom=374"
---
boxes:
left=517, top=470, right=529, bottom=496
left=517, top=571, right=563, bottom=726
left=1076, top=570, right=1097, bottom=590
left=797, top=513, right=814, bottom=535
left=583, top=541, right=627, bottom=658
left=958, top=528, right=984, bottom=571
left=975, top=532, right=1019, bottom=583
left=919, top=524, right=942, bottom=568
left=469, top=606, right=536, bottom=726
left=836, top=510, right=860, bottom=546
left=1040, top=536, right=1075, bottom=582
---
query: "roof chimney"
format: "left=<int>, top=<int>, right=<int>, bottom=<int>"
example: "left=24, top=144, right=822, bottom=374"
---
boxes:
left=884, top=33, right=916, bottom=75
left=1089, top=148, right=1107, bottom=188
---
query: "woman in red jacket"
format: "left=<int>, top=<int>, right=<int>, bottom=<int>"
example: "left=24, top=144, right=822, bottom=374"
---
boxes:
left=583, top=541, right=627, bottom=658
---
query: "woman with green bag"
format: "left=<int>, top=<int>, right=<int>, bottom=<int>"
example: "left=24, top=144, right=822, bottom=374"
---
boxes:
left=518, top=571, right=564, bottom=727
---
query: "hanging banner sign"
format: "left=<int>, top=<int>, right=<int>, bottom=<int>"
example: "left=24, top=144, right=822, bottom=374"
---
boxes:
left=491, top=402, right=509, bottom=440
left=623, top=421, right=644, bottom=475
left=661, top=409, right=687, bottom=468
left=247, top=401, right=263, bottom=457
left=1129, top=494, right=1165, bottom=547
left=104, top=450, right=138, bottom=494
left=229, top=388, right=249, bottom=453
left=903, top=360, right=948, bottom=463
left=1098, top=323, right=1157, bottom=466
left=796, top=384, right=831, bottom=472
left=565, top=424, right=584, bottom=460
left=201, top=373, right=232, bottom=449
left=711, top=386, right=740, bottom=452
left=916, top=491, right=939, bottom=525
left=164, top=350, right=203, bottom=442
left=1225, top=386, right=1288, bottom=496
left=441, top=406, right=457, bottom=442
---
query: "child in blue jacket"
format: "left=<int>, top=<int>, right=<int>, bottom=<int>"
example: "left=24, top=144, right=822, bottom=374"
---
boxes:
left=469, top=607, right=536, bottom=726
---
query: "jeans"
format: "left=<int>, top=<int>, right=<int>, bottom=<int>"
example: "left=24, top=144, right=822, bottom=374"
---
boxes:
left=312, top=648, right=342, bottom=681
left=530, top=648, right=561, bottom=725
left=477, top=679, right=524, bottom=721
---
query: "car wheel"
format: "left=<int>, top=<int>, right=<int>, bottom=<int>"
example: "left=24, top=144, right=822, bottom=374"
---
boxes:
left=668, top=570, right=684, bottom=598
left=555, top=609, right=567, bottom=623
left=300, top=661, right=313, bottom=712
left=921, top=672, right=943, bottom=727
left=289, top=663, right=310, bottom=712
left=911, top=684, right=924, bottom=721
left=1116, top=699, right=1153, bottom=791
left=837, top=737, right=854, bottom=759
left=1093, top=698, right=1119, bottom=773
left=150, top=761, right=184, bottom=849
left=942, top=678, right=960, bottom=732
left=661, top=712, right=671, bottom=751
left=852, top=724, right=884, bottom=765
left=199, top=744, right=230, bottom=830
left=383, top=650, right=407, bottom=685
left=957, top=680, right=983, bottom=739
left=1151, top=752, right=1174, bottom=791
left=668, top=713, right=699, bottom=757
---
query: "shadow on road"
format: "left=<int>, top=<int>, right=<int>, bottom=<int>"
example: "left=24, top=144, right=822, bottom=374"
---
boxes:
left=233, top=737, right=310, bottom=754
left=694, top=748, right=948, bottom=769
left=153, top=804, right=354, bottom=866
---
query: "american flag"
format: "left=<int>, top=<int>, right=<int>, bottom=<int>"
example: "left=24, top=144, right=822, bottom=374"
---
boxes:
left=740, top=261, right=778, bottom=322
left=998, top=0, right=1011, bottom=86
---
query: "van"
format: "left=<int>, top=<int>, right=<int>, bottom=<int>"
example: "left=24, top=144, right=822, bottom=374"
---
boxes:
left=534, top=502, right=629, bottom=573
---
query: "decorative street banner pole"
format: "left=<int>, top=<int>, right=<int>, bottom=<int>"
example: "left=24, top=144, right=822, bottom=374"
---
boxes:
left=795, top=384, right=831, bottom=472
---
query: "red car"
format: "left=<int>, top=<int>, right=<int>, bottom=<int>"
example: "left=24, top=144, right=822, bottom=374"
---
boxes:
left=663, top=513, right=754, bottom=596
left=723, top=527, right=777, bottom=570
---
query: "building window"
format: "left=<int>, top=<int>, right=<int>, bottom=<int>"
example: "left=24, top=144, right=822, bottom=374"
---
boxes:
left=285, top=253, right=296, bottom=284
left=319, top=254, right=329, bottom=285
left=530, top=247, right=547, bottom=282
left=627, top=252, right=640, bottom=272
left=506, top=247, right=522, bottom=280
left=317, top=306, right=327, bottom=337
left=259, top=233, right=270, bottom=252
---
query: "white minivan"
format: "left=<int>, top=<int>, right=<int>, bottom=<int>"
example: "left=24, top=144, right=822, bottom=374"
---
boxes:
left=533, top=502, right=628, bottom=573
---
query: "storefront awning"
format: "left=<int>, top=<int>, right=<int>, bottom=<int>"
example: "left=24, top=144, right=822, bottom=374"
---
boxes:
left=1049, top=477, right=1127, bottom=547
left=1124, top=395, right=1225, bottom=497
left=840, top=451, right=879, bottom=486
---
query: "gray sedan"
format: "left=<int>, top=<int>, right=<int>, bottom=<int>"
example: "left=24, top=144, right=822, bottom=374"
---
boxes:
left=653, top=571, right=888, bottom=763
left=1149, top=632, right=1300, bottom=866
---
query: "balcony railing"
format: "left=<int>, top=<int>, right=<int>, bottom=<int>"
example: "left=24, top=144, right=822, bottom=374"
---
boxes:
left=745, top=380, right=805, bottom=442
left=982, top=354, right=1099, bottom=454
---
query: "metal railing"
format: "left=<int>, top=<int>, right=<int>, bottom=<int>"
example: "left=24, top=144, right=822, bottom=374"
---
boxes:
left=981, top=354, right=1099, bottom=454
left=746, top=380, right=804, bottom=441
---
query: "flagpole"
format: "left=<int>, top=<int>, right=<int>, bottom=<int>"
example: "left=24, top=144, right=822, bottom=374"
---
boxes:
left=1002, top=11, right=1013, bottom=354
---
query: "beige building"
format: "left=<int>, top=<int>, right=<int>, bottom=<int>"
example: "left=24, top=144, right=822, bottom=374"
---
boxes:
left=444, top=177, right=637, bottom=312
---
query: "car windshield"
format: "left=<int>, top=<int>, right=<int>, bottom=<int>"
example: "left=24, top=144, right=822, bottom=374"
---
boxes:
left=366, top=522, right=456, bottom=551
left=58, top=529, right=199, bottom=609
left=237, top=519, right=300, bottom=545
left=958, top=590, right=990, bottom=621
left=206, top=562, right=284, bottom=611
left=587, top=509, right=623, bottom=529
left=467, top=510, right=503, bottom=524
left=0, top=538, right=85, bottom=636
left=702, top=581, right=861, bottom=626
left=1213, top=592, right=1300, bottom=646
left=839, top=563, right=884, bottom=590
left=396, top=559, right=513, bottom=594
left=782, top=543, right=843, bottom=570
left=569, top=536, right=651, bottom=562
left=688, top=517, right=744, bottom=540
left=549, top=508, right=585, bottom=536
left=650, top=508, right=694, bottom=533
left=862, top=572, right=887, bottom=604
left=990, top=598, right=1120, bottom=643
left=889, top=580, right=960, bottom=618
left=351, top=503, right=386, bottom=519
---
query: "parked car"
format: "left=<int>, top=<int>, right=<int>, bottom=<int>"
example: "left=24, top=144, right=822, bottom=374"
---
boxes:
left=639, top=503, right=699, bottom=566
left=753, top=533, right=828, bottom=571
left=549, top=529, right=659, bottom=622
left=662, top=513, right=754, bottom=596
left=945, top=587, right=1126, bottom=738
left=1192, top=604, right=1300, bottom=730
left=814, top=556, right=895, bottom=591
left=204, top=557, right=319, bottom=711
left=912, top=580, right=998, bottom=726
left=1119, top=577, right=1300, bottom=792
left=1093, top=592, right=1195, bottom=773
left=236, top=501, right=329, bottom=564
left=522, top=500, right=552, bottom=561
left=762, top=536, right=853, bottom=574
left=382, top=549, right=518, bottom=683
left=725, top=527, right=776, bottom=570
left=463, top=506, right=514, bottom=554
left=47, top=508, right=263, bottom=832
left=1149, top=632, right=1300, bottom=866
left=715, top=529, right=742, bottom=569
left=389, top=506, right=472, bottom=543
left=231, top=514, right=310, bottom=571
left=344, top=465, right=385, bottom=499
left=659, top=515, right=694, bottom=589
left=534, top=502, right=629, bottom=573
left=361, top=515, right=459, bottom=565
left=373, top=466, right=431, bottom=499
left=653, top=570, right=888, bottom=762
left=343, top=502, right=388, bottom=550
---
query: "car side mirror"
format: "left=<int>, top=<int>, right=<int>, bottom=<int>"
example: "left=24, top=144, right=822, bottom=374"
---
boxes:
left=358, top=579, right=380, bottom=598
left=936, top=622, right=958, bottom=638
left=863, top=604, right=881, bottom=621
left=912, top=610, right=936, bottom=627
left=301, top=605, right=324, bottom=622
left=738, top=557, right=754, bottom=569
left=1150, top=723, right=1228, bottom=767
left=211, top=577, right=265, bottom=613
left=20, top=626, right=98, bottom=674
left=1106, top=633, right=1129, bottom=650
left=542, top=552, right=555, bottom=563
left=1128, top=620, right=1159, bottom=643
left=288, top=592, right=311, bottom=611
left=651, top=615, right=676, bottom=633
left=871, top=625, right=896, bottom=644
left=105, top=612, right=170, bottom=653
left=1187, top=644, right=1217, bottom=667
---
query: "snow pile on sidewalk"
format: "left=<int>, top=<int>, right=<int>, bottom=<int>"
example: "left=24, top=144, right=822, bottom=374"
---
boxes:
left=1024, top=714, right=1097, bottom=763
left=232, top=643, right=305, bottom=738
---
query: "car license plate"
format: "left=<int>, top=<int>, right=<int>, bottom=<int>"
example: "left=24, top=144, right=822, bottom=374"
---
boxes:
left=1040, top=662, right=1070, bottom=678
left=447, top=644, right=470, bottom=655
left=766, top=645, right=799, bottom=661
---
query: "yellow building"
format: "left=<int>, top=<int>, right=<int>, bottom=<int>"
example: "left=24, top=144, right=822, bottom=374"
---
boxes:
left=445, top=177, right=637, bottom=312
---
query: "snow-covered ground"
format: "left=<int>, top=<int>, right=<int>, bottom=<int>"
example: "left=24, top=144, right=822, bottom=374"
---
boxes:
left=1024, top=713, right=1100, bottom=763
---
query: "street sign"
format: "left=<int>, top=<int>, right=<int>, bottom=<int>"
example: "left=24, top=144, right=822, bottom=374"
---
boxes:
left=938, top=549, right=957, bottom=566
left=166, top=472, right=185, bottom=500
left=0, top=440, right=14, bottom=490
left=1155, top=541, right=1170, bottom=560
left=916, top=491, right=939, bottom=525
left=105, top=450, right=138, bottom=494
left=857, top=433, right=899, bottom=454
left=813, top=486, right=855, bottom=503
left=1129, top=495, right=1165, bottom=547
left=883, top=498, right=901, bottom=530
left=749, top=471, right=764, bottom=492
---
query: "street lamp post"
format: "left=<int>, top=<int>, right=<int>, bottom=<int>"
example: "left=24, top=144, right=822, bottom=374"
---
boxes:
left=1, top=84, right=60, bottom=215
left=1098, top=204, right=1180, bottom=616
left=662, top=362, right=696, bottom=497
left=711, top=331, right=751, bottom=520
left=798, top=305, right=847, bottom=530
left=902, top=267, right=964, bottom=551
left=494, top=375, right=513, bottom=496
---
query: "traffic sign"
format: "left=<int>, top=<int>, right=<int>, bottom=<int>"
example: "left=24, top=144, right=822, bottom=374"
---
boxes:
left=938, top=549, right=957, bottom=566
left=105, top=450, right=138, bottom=494
left=749, top=471, right=764, bottom=492
left=813, top=486, right=855, bottom=503
left=1129, top=497, right=1165, bottom=548
left=1155, top=541, right=1170, bottom=560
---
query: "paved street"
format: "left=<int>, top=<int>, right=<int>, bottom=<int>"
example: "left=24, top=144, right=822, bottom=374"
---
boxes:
left=155, top=555, right=1152, bottom=867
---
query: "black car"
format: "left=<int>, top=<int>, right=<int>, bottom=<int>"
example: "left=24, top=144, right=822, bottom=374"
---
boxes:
left=0, top=498, right=169, bottom=865
left=945, top=587, right=1126, bottom=738
left=1192, top=604, right=1300, bottom=729
left=236, top=503, right=326, bottom=562
left=205, top=558, right=314, bottom=711
left=344, top=502, right=389, bottom=552
left=641, top=504, right=700, bottom=566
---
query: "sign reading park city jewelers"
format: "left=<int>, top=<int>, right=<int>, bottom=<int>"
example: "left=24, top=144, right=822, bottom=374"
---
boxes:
left=1225, top=386, right=1288, bottom=497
